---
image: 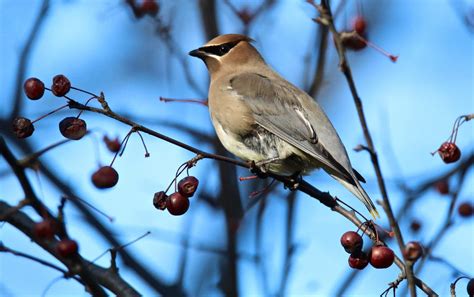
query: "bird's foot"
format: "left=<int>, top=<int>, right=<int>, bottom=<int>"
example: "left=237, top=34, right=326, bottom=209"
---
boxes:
left=283, top=172, right=302, bottom=191
left=249, top=160, right=268, bottom=178
left=249, top=157, right=281, bottom=178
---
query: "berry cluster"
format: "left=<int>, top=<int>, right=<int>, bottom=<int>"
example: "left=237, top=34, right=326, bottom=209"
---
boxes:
left=153, top=176, right=199, bottom=216
left=340, top=230, right=395, bottom=270
left=13, top=75, right=87, bottom=140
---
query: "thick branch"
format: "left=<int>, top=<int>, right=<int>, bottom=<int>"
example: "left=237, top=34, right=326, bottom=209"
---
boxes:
left=0, top=201, right=140, bottom=296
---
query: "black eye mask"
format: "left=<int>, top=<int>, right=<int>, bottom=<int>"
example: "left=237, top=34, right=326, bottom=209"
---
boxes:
left=199, top=41, right=240, bottom=56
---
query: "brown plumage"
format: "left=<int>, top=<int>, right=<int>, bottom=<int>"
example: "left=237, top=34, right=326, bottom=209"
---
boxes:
left=190, top=34, right=379, bottom=218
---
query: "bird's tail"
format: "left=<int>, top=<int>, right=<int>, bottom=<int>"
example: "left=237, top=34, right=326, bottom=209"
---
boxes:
left=331, top=175, right=380, bottom=219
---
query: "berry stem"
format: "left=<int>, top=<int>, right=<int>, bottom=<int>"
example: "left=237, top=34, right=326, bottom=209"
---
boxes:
left=335, top=197, right=370, bottom=222
left=109, top=130, right=133, bottom=167
left=249, top=179, right=276, bottom=198
left=239, top=175, right=258, bottom=181
left=76, top=96, right=98, bottom=119
left=135, top=131, right=150, bottom=157
left=70, top=86, right=99, bottom=98
left=356, top=34, right=398, bottom=63
left=31, top=104, right=69, bottom=124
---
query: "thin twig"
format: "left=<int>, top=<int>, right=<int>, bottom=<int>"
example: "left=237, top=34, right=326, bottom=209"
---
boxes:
left=314, top=1, right=416, bottom=295
left=0, top=243, right=83, bottom=284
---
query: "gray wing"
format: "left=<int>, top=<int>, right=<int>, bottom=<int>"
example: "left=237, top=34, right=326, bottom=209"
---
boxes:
left=230, top=72, right=357, bottom=183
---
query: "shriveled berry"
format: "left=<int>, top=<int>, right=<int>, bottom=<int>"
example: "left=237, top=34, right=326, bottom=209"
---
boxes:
left=352, top=16, right=367, bottom=35
left=458, top=202, right=473, bottom=218
left=166, top=192, right=189, bottom=216
left=403, top=241, right=423, bottom=262
left=56, top=239, right=78, bottom=257
left=51, top=74, right=71, bottom=97
left=139, top=0, right=159, bottom=16
left=369, top=245, right=394, bottom=269
left=467, top=278, right=474, bottom=296
left=91, top=166, right=119, bottom=189
left=340, top=31, right=367, bottom=51
left=410, top=220, right=422, bottom=233
left=340, top=231, right=363, bottom=254
left=178, top=176, right=199, bottom=197
left=435, top=179, right=450, bottom=195
left=33, top=220, right=56, bottom=239
left=24, top=77, right=45, bottom=100
left=12, top=117, right=34, bottom=138
left=437, top=142, right=461, bottom=163
left=153, top=191, right=168, bottom=210
left=103, top=136, right=121, bottom=153
left=348, top=251, right=369, bottom=270
left=59, top=117, right=87, bottom=140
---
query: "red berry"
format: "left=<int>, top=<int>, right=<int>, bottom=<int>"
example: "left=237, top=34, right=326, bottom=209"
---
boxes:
left=24, top=77, right=45, bottom=100
left=458, top=202, right=474, bottom=218
left=467, top=279, right=474, bottom=296
left=178, top=176, right=199, bottom=197
left=33, top=220, right=56, bottom=239
left=56, top=239, right=78, bottom=257
left=437, top=142, right=461, bottom=163
left=348, top=251, right=369, bottom=270
left=352, top=16, right=367, bottom=35
left=340, top=31, right=367, bottom=51
left=153, top=191, right=168, bottom=210
left=103, top=136, right=121, bottom=153
left=410, top=220, right=422, bottom=233
left=403, top=241, right=423, bottom=262
left=91, top=166, right=119, bottom=189
left=59, top=117, right=87, bottom=140
left=12, top=117, right=34, bottom=138
left=340, top=231, right=363, bottom=254
left=139, top=0, right=159, bottom=16
left=166, top=192, right=189, bottom=216
left=51, top=74, right=71, bottom=97
left=369, top=245, right=394, bottom=269
left=435, top=179, right=450, bottom=195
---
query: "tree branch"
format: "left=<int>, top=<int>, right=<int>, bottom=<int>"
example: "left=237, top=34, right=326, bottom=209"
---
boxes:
left=0, top=201, right=140, bottom=296
left=314, top=1, right=416, bottom=295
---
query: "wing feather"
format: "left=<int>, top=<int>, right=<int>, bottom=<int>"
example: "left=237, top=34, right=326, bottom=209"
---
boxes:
left=230, top=73, right=355, bottom=182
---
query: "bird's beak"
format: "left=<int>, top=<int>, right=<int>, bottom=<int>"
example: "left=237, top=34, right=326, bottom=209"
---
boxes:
left=189, top=48, right=206, bottom=59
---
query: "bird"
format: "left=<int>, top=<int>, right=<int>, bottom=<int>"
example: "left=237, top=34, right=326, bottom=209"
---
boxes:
left=189, top=34, right=379, bottom=218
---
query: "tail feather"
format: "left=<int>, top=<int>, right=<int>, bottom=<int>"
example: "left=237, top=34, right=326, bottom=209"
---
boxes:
left=331, top=175, right=379, bottom=219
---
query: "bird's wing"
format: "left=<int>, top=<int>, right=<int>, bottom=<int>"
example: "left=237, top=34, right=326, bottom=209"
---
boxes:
left=229, top=72, right=355, bottom=183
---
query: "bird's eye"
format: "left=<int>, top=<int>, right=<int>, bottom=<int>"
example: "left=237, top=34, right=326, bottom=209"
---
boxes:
left=201, top=41, right=238, bottom=57
left=219, top=45, right=228, bottom=54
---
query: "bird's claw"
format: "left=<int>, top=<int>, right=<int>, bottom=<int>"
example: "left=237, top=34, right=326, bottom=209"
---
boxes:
left=283, top=173, right=301, bottom=191
left=249, top=161, right=269, bottom=178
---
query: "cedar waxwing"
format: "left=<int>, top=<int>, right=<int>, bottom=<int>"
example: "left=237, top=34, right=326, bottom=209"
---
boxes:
left=189, top=34, right=379, bottom=218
